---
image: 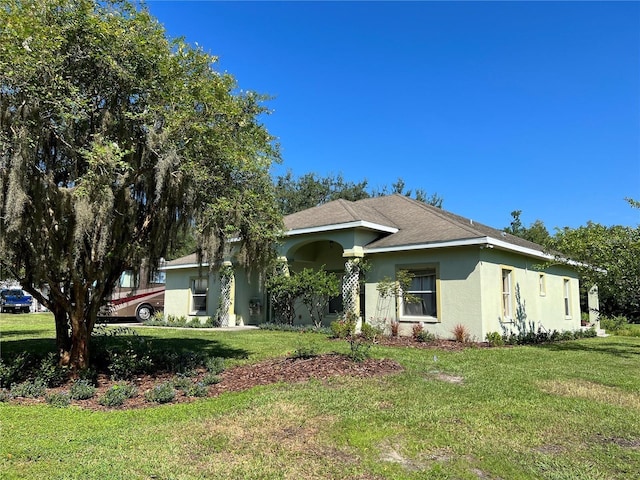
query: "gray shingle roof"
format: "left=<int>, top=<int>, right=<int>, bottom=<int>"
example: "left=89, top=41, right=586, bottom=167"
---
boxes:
left=285, top=194, right=546, bottom=252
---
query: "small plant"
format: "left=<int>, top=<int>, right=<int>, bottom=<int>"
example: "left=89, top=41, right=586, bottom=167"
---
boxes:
left=347, top=336, right=371, bottom=362
left=0, top=352, right=30, bottom=388
left=98, top=382, right=137, bottom=407
left=331, top=313, right=357, bottom=339
left=485, top=331, right=504, bottom=346
left=70, top=379, right=97, bottom=400
left=172, top=375, right=193, bottom=391
left=11, top=378, right=47, bottom=398
left=600, top=315, right=629, bottom=333
left=45, top=391, right=70, bottom=408
left=452, top=324, right=471, bottom=343
left=390, top=320, right=400, bottom=337
left=289, top=340, right=318, bottom=359
left=144, top=382, right=176, bottom=404
left=360, top=323, right=383, bottom=343
left=186, top=382, right=208, bottom=397
left=36, top=352, right=68, bottom=387
left=205, top=356, right=225, bottom=375
left=0, top=389, right=12, bottom=402
left=412, top=322, right=424, bottom=340
left=414, top=329, right=435, bottom=343
left=201, top=373, right=221, bottom=386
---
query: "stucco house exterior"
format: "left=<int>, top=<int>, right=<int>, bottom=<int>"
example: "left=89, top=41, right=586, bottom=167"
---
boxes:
left=163, top=195, right=587, bottom=339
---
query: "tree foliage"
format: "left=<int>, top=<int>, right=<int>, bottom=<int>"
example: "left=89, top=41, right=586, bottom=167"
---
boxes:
left=0, top=0, right=282, bottom=368
left=504, top=210, right=551, bottom=246
left=275, top=172, right=443, bottom=215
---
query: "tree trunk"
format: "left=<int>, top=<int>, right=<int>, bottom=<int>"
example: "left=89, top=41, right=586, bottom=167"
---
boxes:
left=67, top=306, right=90, bottom=370
left=52, top=305, right=72, bottom=364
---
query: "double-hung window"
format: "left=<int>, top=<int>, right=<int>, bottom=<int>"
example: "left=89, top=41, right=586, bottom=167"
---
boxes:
left=502, top=269, right=513, bottom=320
left=402, top=269, right=437, bottom=318
left=191, top=277, right=208, bottom=314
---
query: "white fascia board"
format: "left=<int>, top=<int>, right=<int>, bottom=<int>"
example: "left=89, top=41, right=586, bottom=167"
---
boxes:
left=162, top=262, right=209, bottom=271
left=365, top=237, right=490, bottom=254
left=286, top=221, right=398, bottom=237
left=365, top=236, right=554, bottom=261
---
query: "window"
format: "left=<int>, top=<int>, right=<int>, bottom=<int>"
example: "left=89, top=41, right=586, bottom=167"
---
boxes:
left=119, top=270, right=137, bottom=288
left=150, top=270, right=166, bottom=284
left=563, top=279, right=571, bottom=317
left=502, top=269, right=513, bottom=320
left=191, top=277, right=208, bottom=314
left=539, top=274, right=546, bottom=296
left=402, top=270, right=437, bottom=318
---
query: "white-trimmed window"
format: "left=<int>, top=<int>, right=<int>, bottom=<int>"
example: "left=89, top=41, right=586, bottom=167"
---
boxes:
left=539, top=274, right=546, bottom=296
left=401, top=269, right=437, bottom=318
left=563, top=279, right=571, bottom=318
left=191, top=277, right=208, bottom=314
left=502, top=269, right=513, bottom=320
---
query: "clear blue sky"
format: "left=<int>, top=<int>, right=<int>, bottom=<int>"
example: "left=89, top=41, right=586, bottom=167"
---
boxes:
left=147, top=1, right=640, bottom=230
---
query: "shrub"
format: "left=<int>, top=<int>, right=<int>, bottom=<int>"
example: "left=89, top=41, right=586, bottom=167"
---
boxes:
left=46, top=391, right=70, bottom=408
left=330, top=316, right=356, bottom=339
left=411, top=322, right=424, bottom=340
left=390, top=321, right=400, bottom=337
left=289, top=342, right=318, bottom=359
left=11, top=378, right=47, bottom=398
left=70, top=379, right=97, bottom=400
left=414, top=330, right=435, bottom=343
left=172, top=375, right=193, bottom=391
left=485, top=331, right=504, bottom=346
left=36, top=352, right=68, bottom=387
left=360, top=323, right=383, bottom=343
left=144, top=382, right=176, bottom=404
left=347, top=336, right=371, bottom=362
left=201, top=373, right=221, bottom=385
left=600, top=315, right=629, bottom=333
left=0, top=352, right=31, bottom=388
left=452, top=324, right=471, bottom=343
left=0, top=389, right=12, bottom=402
left=186, top=382, right=208, bottom=397
left=98, top=382, right=137, bottom=407
left=205, top=357, right=225, bottom=375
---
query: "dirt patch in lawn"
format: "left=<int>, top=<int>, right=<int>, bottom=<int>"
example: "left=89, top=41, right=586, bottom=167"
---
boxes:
left=8, top=353, right=403, bottom=411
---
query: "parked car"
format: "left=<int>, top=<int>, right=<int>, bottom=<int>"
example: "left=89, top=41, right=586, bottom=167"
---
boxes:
left=0, top=288, right=33, bottom=313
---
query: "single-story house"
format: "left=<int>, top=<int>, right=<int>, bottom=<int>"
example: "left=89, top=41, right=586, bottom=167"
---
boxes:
left=163, top=194, right=594, bottom=339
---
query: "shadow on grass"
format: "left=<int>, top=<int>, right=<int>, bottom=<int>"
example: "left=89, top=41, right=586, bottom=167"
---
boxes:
left=0, top=335, right=251, bottom=361
left=537, top=338, right=640, bottom=358
left=0, top=329, right=53, bottom=338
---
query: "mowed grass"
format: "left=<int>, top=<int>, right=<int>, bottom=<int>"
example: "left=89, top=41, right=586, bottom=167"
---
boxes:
left=1, top=314, right=639, bottom=479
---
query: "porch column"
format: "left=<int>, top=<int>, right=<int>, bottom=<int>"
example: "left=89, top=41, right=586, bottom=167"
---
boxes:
left=218, top=261, right=236, bottom=327
left=588, top=285, right=600, bottom=328
left=342, top=253, right=363, bottom=326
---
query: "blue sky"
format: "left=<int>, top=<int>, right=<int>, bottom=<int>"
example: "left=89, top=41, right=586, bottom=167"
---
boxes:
left=146, top=1, right=639, bottom=230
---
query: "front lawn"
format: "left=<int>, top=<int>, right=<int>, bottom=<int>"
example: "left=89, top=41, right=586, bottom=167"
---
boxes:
left=1, top=313, right=639, bottom=479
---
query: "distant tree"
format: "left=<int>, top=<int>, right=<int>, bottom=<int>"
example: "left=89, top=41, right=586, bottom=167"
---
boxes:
left=550, top=205, right=640, bottom=320
left=276, top=173, right=443, bottom=214
left=0, top=0, right=282, bottom=369
left=504, top=211, right=551, bottom=246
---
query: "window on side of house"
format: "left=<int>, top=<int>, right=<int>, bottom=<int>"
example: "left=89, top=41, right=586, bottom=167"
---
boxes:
left=539, top=273, right=546, bottom=296
left=191, top=277, right=208, bottom=314
left=401, top=269, right=437, bottom=319
left=502, top=269, right=513, bottom=321
left=563, top=278, right=571, bottom=318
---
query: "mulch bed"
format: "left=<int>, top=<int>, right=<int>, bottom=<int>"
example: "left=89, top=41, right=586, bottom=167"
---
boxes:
left=8, top=337, right=491, bottom=411
left=9, top=353, right=404, bottom=411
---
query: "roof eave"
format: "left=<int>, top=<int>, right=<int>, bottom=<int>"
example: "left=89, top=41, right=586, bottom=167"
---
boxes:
left=286, top=220, right=398, bottom=237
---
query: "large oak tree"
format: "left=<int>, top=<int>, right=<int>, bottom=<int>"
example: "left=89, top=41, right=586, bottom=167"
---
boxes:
left=0, top=0, right=282, bottom=369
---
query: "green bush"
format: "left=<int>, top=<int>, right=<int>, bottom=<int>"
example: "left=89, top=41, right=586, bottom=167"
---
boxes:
left=330, top=315, right=356, bottom=339
left=186, top=382, right=208, bottom=397
left=98, top=382, right=137, bottom=407
left=360, top=323, right=383, bottom=343
left=11, top=378, right=47, bottom=398
left=0, top=352, right=31, bottom=388
left=144, top=382, right=176, bottom=404
left=45, top=391, right=70, bottom=408
left=600, top=315, right=629, bottom=333
left=289, top=342, right=318, bottom=359
left=36, top=352, right=68, bottom=387
left=485, top=331, right=504, bottom=346
left=201, top=373, right=221, bottom=386
left=347, top=337, right=371, bottom=362
left=0, top=389, right=12, bottom=402
left=205, top=357, right=225, bottom=375
left=172, top=375, right=192, bottom=391
left=414, top=330, right=436, bottom=343
left=69, top=379, right=97, bottom=400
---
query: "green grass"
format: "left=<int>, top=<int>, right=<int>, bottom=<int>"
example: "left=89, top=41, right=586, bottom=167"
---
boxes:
left=2, top=313, right=640, bottom=479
